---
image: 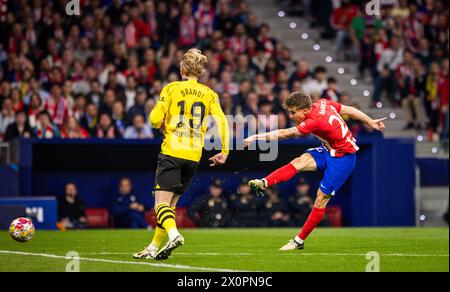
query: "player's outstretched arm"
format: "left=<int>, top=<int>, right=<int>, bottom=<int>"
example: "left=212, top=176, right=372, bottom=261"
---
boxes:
left=209, top=93, right=230, bottom=167
left=340, top=105, right=386, bottom=132
left=243, top=127, right=301, bottom=148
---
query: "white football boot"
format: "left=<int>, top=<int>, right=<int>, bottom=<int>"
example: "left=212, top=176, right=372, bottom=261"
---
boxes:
left=133, top=248, right=158, bottom=260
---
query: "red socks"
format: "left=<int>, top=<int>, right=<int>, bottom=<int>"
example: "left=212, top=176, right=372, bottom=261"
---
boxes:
left=264, top=163, right=325, bottom=242
left=298, top=207, right=326, bottom=241
left=264, top=163, right=298, bottom=188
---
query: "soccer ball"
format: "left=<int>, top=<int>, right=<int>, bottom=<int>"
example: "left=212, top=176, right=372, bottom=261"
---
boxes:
left=9, top=217, right=35, bottom=243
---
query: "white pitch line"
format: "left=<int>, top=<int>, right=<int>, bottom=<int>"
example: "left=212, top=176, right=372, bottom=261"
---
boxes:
left=82, top=252, right=448, bottom=258
left=278, top=253, right=449, bottom=258
left=0, top=250, right=250, bottom=272
left=84, top=252, right=253, bottom=256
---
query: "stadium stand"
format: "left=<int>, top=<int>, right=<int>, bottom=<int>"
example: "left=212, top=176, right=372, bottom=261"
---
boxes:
left=252, top=0, right=448, bottom=156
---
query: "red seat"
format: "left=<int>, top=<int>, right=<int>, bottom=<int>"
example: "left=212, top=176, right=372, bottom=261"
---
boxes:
left=145, top=207, right=196, bottom=228
left=85, top=208, right=110, bottom=228
left=325, top=206, right=343, bottom=227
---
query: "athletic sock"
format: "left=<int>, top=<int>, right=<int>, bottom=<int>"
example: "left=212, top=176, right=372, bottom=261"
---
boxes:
left=294, top=236, right=304, bottom=245
left=156, top=203, right=180, bottom=241
left=298, top=207, right=326, bottom=241
left=264, top=163, right=298, bottom=188
left=149, top=225, right=166, bottom=250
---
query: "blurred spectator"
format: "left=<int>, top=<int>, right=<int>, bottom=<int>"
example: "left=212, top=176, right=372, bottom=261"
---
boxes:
left=273, top=70, right=290, bottom=95
left=111, top=177, right=148, bottom=229
left=57, top=183, right=88, bottom=230
left=44, top=84, right=70, bottom=128
left=0, top=98, right=15, bottom=140
left=4, top=110, right=33, bottom=141
left=221, top=91, right=240, bottom=116
left=229, top=178, right=263, bottom=227
left=260, top=187, right=291, bottom=227
left=61, top=117, right=90, bottom=139
left=124, top=75, right=138, bottom=111
left=373, top=36, right=404, bottom=107
left=73, top=94, right=87, bottom=122
left=438, top=58, right=449, bottom=141
left=86, top=80, right=102, bottom=107
left=233, top=54, right=255, bottom=84
left=96, top=113, right=122, bottom=139
left=34, top=111, right=60, bottom=139
left=302, top=66, right=328, bottom=96
left=99, top=89, right=117, bottom=116
left=124, top=113, right=154, bottom=139
left=128, top=90, right=148, bottom=121
left=80, top=103, right=99, bottom=137
left=350, top=6, right=383, bottom=48
left=398, top=50, right=425, bottom=130
left=112, top=100, right=128, bottom=136
left=10, top=88, right=24, bottom=113
left=188, top=179, right=229, bottom=227
left=321, top=77, right=341, bottom=102
left=422, top=62, right=443, bottom=141
left=196, top=0, right=215, bottom=47
left=356, top=27, right=378, bottom=81
left=252, top=47, right=269, bottom=73
left=331, top=0, right=359, bottom=61
left=289, top=58, right=312, bottom=88
left=26, top=94, right=44, bottom=128
left=288, top=178, right=313, bottom=227
left=217, top=70, right=239, bottom=95
left=179, top=3, right=197, bottom=50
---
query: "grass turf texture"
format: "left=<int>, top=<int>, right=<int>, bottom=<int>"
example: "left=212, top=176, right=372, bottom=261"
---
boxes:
left=0, top=228, right=448, bottom=272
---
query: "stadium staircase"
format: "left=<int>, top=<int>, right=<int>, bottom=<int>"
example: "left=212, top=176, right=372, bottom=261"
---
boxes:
left=419, top=187, right=448, bottom=227
left=248, top=0, right=449, bottom=227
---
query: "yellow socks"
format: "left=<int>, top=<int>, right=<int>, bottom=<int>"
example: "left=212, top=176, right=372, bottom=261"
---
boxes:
left=149, top=225, right=166, bottom=250
left=156, top=203, right=180, bottom=240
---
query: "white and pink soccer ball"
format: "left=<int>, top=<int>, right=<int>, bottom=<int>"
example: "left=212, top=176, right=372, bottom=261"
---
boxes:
left=9, top=217, right=35, bottom=242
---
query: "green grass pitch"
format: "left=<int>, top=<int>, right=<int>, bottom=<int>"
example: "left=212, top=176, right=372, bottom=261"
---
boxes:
left=0, top=228, right=448, bottom=272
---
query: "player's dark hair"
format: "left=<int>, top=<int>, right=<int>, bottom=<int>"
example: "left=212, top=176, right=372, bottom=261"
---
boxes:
left=284, top=91, right=312, bottom=110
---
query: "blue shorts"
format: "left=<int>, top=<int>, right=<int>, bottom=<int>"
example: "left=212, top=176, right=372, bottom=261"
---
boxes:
left=306, top=146, right=356, bottom=196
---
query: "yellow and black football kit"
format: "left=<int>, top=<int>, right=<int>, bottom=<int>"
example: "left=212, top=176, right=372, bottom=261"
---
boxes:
left=150, top=79, right=230, bottom=194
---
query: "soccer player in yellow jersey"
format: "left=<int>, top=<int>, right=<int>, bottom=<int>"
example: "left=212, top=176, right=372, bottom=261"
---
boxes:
left=133, top=49, right=230, bottom=261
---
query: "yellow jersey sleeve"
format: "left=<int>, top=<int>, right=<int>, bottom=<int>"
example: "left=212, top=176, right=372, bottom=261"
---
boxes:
left=209, top=90, right=230, bottom=155
left=150, top=85, right=173, bottom=129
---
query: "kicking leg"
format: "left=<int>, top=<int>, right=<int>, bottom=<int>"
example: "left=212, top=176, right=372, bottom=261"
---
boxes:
left=280, top=150, right=356, bottom=251
left=280, top=189, right=331, bottom=251
left=249, top=153, right=317, bottom=191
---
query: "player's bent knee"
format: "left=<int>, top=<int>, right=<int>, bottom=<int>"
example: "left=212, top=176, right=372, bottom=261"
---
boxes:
left=291, top=153, right=317, bottom=172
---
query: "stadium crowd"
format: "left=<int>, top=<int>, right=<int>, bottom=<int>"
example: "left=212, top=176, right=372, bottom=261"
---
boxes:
left=0, top=0, right=381, bottom=145
left=285, top=0, right=449, bottom=143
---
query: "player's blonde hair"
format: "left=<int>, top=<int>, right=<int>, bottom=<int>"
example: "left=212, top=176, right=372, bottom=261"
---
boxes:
left=180, top=48, right=208, bottom=78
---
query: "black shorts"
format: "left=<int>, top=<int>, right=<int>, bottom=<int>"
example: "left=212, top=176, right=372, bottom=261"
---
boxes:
left=154, top=154, right=199, bottom=195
